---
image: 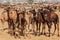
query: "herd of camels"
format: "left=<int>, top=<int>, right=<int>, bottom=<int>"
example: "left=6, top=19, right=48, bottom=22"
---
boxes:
left=0, top=3, right=60, bottom=38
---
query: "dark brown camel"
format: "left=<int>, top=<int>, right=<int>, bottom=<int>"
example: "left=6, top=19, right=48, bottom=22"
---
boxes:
left=39, top=8, right=59, bottom=37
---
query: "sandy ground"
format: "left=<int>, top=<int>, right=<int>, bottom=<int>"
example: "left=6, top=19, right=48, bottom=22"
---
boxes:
left=0, top=10, right=60, bottom=40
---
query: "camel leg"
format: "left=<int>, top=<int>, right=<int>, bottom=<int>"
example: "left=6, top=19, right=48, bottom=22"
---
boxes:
left=38, top=23, right=41, bottom=36
left=41, top=23, right=45, bottom=35
left=57, top=21, right=59, bottom=37
left=47, top=23, right=51, bottom=37
left=36, top=22, right=38, bottom=35
left=48, top=28, right=50, bottom=37
left=52, top=23, right=56, bottom=36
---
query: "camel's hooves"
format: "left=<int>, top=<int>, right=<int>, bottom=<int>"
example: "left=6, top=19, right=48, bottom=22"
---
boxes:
left=38, top=33, right=41, bottom=36
left=34, top=32, right=37, bottom=36
left=14, top=36, right=17, bottom=38
left=57, top=35, right=59, bottom=37
left=48, top=35, right=50, bottom=37
left=52, top=34, right=54, bottom=36
left=44, top=33, right=46, bottom=35
left=35, top=33, right=37, bottom=36
left=48, top=36, right=50, bottom=37
left=40, top=32, right=43, bottom=35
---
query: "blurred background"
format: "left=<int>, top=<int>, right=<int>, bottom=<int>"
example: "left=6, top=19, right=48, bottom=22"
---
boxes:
left=0, top=0, right=60, bottom=4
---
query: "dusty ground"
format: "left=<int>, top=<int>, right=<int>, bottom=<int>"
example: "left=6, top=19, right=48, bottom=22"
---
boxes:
left=0, top=10, right=60, bottom=40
